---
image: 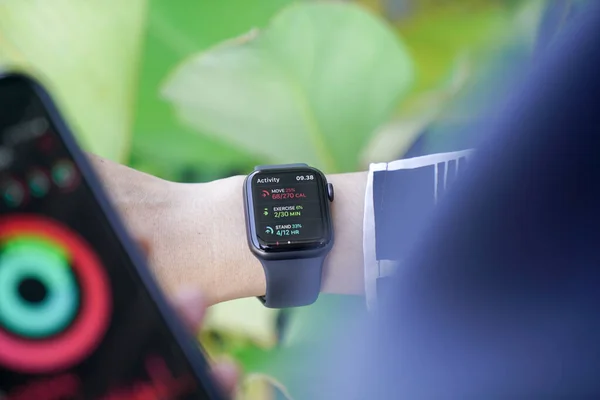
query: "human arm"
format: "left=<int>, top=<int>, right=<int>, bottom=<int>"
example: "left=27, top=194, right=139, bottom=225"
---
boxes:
left=87, top=154, right=366, bottom=305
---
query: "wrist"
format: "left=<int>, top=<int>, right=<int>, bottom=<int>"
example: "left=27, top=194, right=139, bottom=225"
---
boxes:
left=177, top=171, right=367, bottom=304
left=91, top=153, right=367, bottom=305
left=90, top=153, right=265, bottom=304
left=173, top=176, right=266, bottom=304
left=321, top=172, right=366, bottom=296
left=150, top=172, right=366, bottom=304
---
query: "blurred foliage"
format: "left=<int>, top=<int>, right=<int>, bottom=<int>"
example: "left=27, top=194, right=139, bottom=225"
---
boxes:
left=162, top=2, right=414, bottom=174
left=232, top=295, right=368, bottom=399
left=0, top=0, right=557, bottom=399
left=359, top=0, right=546, bottom=162
left=0, top=0, right=146, bottom=162
left=130, top=0, right=295, bottom=182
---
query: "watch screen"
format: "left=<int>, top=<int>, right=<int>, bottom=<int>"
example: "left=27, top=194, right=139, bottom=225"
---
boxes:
left=251, top=170, right=330, bottom=250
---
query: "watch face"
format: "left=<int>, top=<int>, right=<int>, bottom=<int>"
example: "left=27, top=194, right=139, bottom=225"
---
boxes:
left=247, top=168, right=332, bottom=252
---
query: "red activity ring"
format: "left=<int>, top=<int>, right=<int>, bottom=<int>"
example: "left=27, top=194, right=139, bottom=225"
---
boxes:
left=0, top=215, right=112, bottom=373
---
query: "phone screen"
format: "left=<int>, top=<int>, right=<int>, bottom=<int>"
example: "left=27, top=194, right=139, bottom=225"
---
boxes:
left=0, top=75, right=218, bottom=399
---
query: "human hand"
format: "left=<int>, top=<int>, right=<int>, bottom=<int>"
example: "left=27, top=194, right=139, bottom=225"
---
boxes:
left=171, top=288, right=239, bottom=397
left=90, top=153, right=367, bottom=306
left=138, top=240, right=239, bottom=397
left=89, top=153, right=265, bottom=305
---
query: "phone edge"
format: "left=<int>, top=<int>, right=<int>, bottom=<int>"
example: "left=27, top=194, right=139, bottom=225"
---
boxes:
left=0, top=71, right=226, bottom=400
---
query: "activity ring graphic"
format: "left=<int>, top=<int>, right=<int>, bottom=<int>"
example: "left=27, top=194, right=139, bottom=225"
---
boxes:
left=0, top=244, right=79, bottom=338
left=0, top=215, right=112, bottom=373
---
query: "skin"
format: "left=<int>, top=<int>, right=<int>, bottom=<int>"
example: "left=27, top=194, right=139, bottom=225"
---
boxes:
left=171, top=287, right=238, bottom=396
left=90, top=154, right=367, bottom=397
left=88, top=154, right=367, bottom=306
left=138, top=239, right=238, bottom=397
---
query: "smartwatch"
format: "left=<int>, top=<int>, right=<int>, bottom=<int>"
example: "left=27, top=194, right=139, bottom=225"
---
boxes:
left=243, top=163, right=334, bottom=308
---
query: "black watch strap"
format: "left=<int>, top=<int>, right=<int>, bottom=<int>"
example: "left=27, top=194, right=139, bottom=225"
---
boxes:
left=258, top=257, right=324, bottom=308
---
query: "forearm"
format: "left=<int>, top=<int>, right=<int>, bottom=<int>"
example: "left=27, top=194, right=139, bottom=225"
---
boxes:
left=89, top=154, right=366, bottom=304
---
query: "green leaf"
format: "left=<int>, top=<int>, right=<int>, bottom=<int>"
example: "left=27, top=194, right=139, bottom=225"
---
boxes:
left=162, top=2, right=414, bottom=173
left=131, top=0, right=293, bottom=180
left=0, top=0, right=146, bottom=162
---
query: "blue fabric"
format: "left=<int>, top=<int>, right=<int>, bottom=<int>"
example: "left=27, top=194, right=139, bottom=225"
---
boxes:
left=373, top=155, right=470, bottom=262
left=332, top=2, right=600, bottom=398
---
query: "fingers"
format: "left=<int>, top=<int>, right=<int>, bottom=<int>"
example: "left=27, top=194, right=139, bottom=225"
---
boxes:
left=172, top=288, right=240, bottom=396
left=211, top=361, right=239, bottom=396
left=136, top=238, right=151, bottom=258
left=138, top=236, right=239, bottom=396
left=171, top=288, right=207, bottom=333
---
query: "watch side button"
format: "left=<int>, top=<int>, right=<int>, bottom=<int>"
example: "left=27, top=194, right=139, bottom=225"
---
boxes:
left=327, top=183, right=334, bottom=202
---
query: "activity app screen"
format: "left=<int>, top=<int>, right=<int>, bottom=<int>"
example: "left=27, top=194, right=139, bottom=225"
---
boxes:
left=0, top=77, right=212, bottom=399
left=252, top=170, right=330, bottom=250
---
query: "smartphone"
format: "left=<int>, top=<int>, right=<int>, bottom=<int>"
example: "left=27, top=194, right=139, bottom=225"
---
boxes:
left=0, top=73, right=224, bottom=400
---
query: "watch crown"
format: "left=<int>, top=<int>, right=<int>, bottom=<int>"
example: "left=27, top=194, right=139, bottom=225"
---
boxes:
left=327, top=183, right=334, bottom=202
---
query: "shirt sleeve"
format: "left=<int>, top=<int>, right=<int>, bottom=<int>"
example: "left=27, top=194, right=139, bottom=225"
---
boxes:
left=363, top=150, right=475, bottom=310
